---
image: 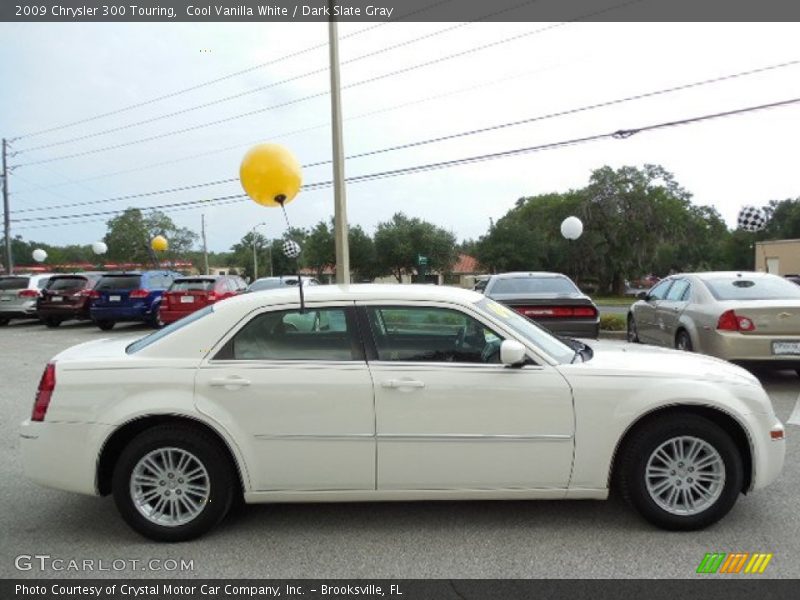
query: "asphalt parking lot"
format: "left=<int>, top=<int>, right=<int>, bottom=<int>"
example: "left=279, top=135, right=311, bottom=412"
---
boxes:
left=0, top=320, right=798, bottom=579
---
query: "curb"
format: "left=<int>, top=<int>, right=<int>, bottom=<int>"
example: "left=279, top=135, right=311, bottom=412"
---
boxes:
left=599, top=330, right=627, bottom=341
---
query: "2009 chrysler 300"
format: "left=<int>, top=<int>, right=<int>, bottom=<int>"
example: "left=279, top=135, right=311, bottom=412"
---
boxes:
left=20, top=285, right=785, bottom=541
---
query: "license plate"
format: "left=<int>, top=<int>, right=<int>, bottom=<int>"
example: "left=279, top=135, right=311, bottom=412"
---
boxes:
left=0, top=296, right=10, bottom=302
left=772, top=341, right=800, bottom=355
left=180, top=296, right=194, bottom=303
left=109, top=295, right=121, bottom=302
left=51, top=296, right=63, bottom=302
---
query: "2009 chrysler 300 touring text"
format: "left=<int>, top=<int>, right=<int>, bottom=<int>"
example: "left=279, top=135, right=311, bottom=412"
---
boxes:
left=20, top=285, right=785, bottom=541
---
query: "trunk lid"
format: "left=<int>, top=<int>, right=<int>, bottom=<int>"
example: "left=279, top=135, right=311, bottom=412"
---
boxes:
left=716, top=300, right=800, bottom=335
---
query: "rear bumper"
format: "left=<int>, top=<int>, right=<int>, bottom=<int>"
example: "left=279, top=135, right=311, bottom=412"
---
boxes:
left=90, top=304, right=153, bottom=322
left=37, top=305, right=90, bottom=320
left=0, top=300, right=37, bottom=317
left=703, top=331, right=800, bottom=364
left=159, top=308, right=192, bottom=324
left=539, top=319, right=600, bottom=339
left=19, top=419, right=112, bottom=496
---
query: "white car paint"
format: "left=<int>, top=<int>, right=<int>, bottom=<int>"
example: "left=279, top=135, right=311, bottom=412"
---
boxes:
left=20, top=285, right=785, bottom=517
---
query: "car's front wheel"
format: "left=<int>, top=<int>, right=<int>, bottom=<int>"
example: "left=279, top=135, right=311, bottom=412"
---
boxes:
left=618, top=414, right=743, bottom=530
left=112, top=424, right=235, bottom=542
left=0, top=318, right=9, bottom=326
left=675, top=330, right=693, bottom=352
left=96, top=320, right=115, bottom=331
left=626, top=314, right=639, bottom=343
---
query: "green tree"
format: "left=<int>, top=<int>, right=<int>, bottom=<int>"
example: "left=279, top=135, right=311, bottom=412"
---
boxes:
left=103, top=208, right=197, bottom=265
left=304, top=220, right=335, bottom=279
left=227, top=230, right=270, bottom=281
left=374, top=213, right=457, bottom=282
left=349, top=224, right=383, bottom=281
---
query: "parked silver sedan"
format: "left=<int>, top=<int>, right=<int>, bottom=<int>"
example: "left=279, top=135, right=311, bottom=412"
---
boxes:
left=0, top=273, right=54, bottom=325
left=627, top=271, right=800, bottom=371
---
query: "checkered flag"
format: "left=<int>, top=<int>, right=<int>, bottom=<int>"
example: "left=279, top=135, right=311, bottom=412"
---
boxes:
left=737, top=205, right=767, bottom=232
left=282, top=239, right=302, bottom=259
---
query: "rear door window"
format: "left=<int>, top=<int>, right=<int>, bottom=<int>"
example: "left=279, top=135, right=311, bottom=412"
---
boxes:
left=665, top=279, right=690, bottom=301
left=95, top=275, right=142, bottom=291
left=648, top=280, right=673, bottom=300
left=215, top=307, right=360, bottom=361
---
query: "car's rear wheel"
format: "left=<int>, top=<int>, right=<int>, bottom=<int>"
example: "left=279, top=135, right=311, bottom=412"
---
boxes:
left=112, top=424, right=235, bottom=542
left=675, top=330, right=693, bottom=351
left=618, top=414, right=743, bottom=530
left=150, top=309, right=165, bottom=329
left=626, top=314, right=639, bottom=343
left=96, top=320, right=115, bottom=331
left=0, top=318, right=9, bottom=326
left=44, top=317, right=62, bottom=328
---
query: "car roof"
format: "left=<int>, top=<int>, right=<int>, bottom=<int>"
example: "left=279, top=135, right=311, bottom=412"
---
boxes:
left=489, top=272, right=569, bottom=279
left=174, top=275, right=220, bottom=280
left=671, top=271, right=778, bottom=281
left=216, top=284, right=483, bottom=313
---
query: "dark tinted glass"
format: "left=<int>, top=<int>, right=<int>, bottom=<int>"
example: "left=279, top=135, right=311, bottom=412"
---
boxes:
left=490, top=277, right=579, bottom=295
left=95, top=275, right=141, bottom=290
left=47, top=277, right=88, bottom=291
left=0, top=277, right=28, bottom=290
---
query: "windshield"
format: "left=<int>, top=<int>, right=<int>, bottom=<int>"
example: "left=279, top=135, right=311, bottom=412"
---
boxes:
left=704, top=275, right=800, bottom=301
left=127, top=305, right=215, bottom=354
left=477, top=297, right=576, bottom=364
left=490, top=276, right=579, bottom=295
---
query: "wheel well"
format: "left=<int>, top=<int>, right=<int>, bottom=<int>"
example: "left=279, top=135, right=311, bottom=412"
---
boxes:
left=96, top=415, right=244, bottom=497
left=610, top=405, right=753, bottom=493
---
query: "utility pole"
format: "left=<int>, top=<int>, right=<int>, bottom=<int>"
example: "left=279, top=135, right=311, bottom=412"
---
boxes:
left=2, top=138, right=12, bottom=275
left=201, top=214, right=209, bottom=275
left=328, top=9, right=350, bottom=284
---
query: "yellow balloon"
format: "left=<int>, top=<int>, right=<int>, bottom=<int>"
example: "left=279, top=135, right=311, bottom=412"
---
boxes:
left=151, top=235, right=168, bottom=252
left=240, top=143, right=302, bottom=207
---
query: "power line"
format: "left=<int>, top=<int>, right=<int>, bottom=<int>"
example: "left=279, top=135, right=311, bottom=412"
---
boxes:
left=8, top=0, right=462, bottom=141
left=14, top=58, right=799, bottom=215
left=12, top=0, right=640, bottom=168
left=16, top=0, right=539, bottom=154
left=13, top=94, right=800, bottom=225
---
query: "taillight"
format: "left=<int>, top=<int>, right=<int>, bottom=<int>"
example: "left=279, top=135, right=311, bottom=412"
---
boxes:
left=129, top=289, right=149, bottom=299
left=207, top=292, right=218, bottom=302
left=514, top=305, right=597, bottom=318
left=18, top=289, right=38, bottom=298
left=79, top=289, right=100, bottom=299
left=717, top=309, right=756, bottom=332
left=32, top=363, right=56, bottom=422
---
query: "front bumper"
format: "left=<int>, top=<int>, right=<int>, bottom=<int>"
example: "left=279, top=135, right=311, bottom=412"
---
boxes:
left=19, top=419, right=112, bottom=496
left=748, top=413, right=785, bottom=491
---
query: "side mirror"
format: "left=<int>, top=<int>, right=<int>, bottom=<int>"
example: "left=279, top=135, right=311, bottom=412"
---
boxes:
left=500, top=340, right=527, bottom=367
left=636, top=291, right=649, bottom=301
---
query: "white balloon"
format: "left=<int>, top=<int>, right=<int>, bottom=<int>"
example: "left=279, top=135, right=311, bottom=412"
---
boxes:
left=560, top=216, right=584, bottom=240
left=32, top=248, right=47, bottom=262
left=92, top=241, right=108, bottom=255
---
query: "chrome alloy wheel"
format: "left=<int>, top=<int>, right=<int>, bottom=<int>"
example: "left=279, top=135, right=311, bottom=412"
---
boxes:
left=130, top=447, right=210, bottom=527
left=644, top=436, right=725, bottom=516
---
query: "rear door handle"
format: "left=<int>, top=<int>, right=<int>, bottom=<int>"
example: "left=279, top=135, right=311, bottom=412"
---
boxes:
left=209, top=376, right=251, bottom=388
left=381, top=379, right=425, bottom=389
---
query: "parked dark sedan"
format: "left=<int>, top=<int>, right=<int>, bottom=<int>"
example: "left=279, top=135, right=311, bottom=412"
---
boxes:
left=482, top=272, right=599, bottom=338
left=36, top=272, right=104, bottom=327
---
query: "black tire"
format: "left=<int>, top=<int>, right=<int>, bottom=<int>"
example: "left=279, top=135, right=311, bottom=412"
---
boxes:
left=149, top=311, right=164, bottom=329
left=617, top=414, right=743, bottom=531
left=675, top=329, right=693, bottom=352
left=626, top=314, right=639, bottom=343
left=44, top=317, right=62, bottom=328
left=96, top=320, right=115, bottom=331
left=0, top=318, right=9, bottom=326
left=112, top=424, right=236, bottom=542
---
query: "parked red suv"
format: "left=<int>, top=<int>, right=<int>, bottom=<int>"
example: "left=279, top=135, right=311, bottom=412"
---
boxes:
left=36, top=272, right=104, bottom=327
left=158, top=275, right=247, bottom=325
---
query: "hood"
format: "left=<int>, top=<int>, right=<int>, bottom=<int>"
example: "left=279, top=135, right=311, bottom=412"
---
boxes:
left=567, top=339, right=759, bottom=385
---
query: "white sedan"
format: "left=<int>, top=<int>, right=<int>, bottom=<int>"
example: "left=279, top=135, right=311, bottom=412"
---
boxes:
left=20, top=285, right=785, bottom=541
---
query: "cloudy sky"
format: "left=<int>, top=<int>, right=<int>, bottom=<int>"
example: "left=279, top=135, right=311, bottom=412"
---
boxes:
left=1, top=16, right=799, bottom=252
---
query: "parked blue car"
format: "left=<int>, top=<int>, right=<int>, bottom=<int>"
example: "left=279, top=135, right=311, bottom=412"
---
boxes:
left=89, top=271, right=181, bottom=330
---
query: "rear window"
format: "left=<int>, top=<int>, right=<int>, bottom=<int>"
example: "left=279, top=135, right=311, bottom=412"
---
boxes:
left=96, top=275, right=141, bottom=291
left=127, top=305, right=215, bottom=354
left=0, top=277, right=28, bottom=290
left=170, top=279, right=216, bottom=292
left=490, top=277, right=579, bottom=295
left=47, top=277, right=87, bottom=291
left=704, top=276, right=800, bottom=301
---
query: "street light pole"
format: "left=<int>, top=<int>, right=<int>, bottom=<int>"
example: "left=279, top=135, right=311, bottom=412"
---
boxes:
left=328, top=11, right=350, bottom=284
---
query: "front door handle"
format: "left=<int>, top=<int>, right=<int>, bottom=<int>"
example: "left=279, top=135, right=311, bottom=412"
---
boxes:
left=381, top=379, right=425, bottom=389
left=209, top=376, right=251, bottom=388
